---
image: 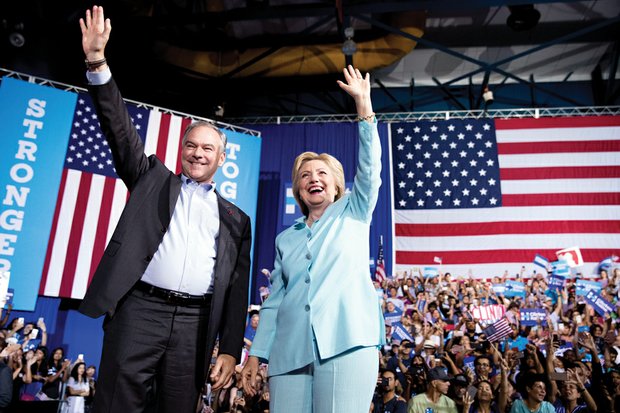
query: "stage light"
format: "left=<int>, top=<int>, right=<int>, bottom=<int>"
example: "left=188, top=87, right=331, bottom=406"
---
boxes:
left=342, top=27, right=357, bottom=56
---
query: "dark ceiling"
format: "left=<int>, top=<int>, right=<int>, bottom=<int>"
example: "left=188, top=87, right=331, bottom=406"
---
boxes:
left=1, top=1, right=618, bottom=120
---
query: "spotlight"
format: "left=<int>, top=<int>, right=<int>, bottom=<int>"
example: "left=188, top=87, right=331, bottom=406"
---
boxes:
left=342, top=27, right=357, bottom=56
left=215, top=105, right=224, bottom=117
left=9, top=31, right=25, bottom=48
left=507, top=5, right=541, bottom=32
left=482, top=87, right=494, bottom=105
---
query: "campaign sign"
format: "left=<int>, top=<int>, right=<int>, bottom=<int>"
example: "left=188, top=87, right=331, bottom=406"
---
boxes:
left=503, top=280, right=526, bottom=298
left=551, top=260, right=570, bottom=277
left=520, top=308, right=547, bottom=326
left=492, top=284, right=505, bottom=295
left=548, top=274, right=565, bottom=291
left=384, top=309, right=403, bottom=326
left=584, top=290, right=614, bottom=316
left=576, top=279, right=601, bottom=297
left=391, top=321, right=414, bottom=342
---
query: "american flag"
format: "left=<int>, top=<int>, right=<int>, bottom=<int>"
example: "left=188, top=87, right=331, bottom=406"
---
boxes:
left=482, top=317, right=512, bottom=343
left=391, top=116, right=620, bottom=278
left=374, top=242, right=387, bottom=283
left=39, top=92, right=192, bottom=299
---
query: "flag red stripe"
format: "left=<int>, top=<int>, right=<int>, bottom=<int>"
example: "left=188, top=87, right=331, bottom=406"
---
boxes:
left=495, top=116, right=620, bottom=130
left=88, top=177, right=116, bottom=286
left=39, top=169, right=68, bottom=295
left=503, top=193, right=620, bottom=206
left=501, top=166, right=620, bottom=180
left=396, top=249, right=617, bottom=265
left=395, top=220, right=620, bottom=237
left=156, top=113, right=171, bottom=161
left=498, top=140, right=620, bottom=154
left=58, top=174, right=92, bottom=297
left=176, top=117, right=192, bottom=174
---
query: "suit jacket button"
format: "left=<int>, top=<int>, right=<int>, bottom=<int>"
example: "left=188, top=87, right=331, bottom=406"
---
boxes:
left=305, top=253, right=312, bottom=260
left=161, top=227, right=166, bottom=233
left=145, top=255, right=152, bottom=261
left=304, top=305, right=310, bottom=311
left=305, top=278, right=310, bottom=284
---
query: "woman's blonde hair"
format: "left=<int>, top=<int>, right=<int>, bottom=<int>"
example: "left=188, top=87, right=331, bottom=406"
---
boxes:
left=291, top=152, right=345, bottom=217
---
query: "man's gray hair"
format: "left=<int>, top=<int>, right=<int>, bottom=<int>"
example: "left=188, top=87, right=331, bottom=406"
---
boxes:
left=182, top=121, right=227, bottom=152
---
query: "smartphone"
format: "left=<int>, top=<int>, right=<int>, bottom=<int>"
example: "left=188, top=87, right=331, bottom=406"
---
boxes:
left=514, top=351, right=525, bottom=359
left=403, top=285, right=409, bottom=291
left=37, top=317, right=44, bottom=324
left=467, top=385, right=478, bottom=399
left=236, top=389, right=244, bottom=398
left=550, top=371, right=568, bottom=381
left=17, top=317, right=24, bottom=325
left=575, top=315, right=583, bottom=324
left=78, top=353, right=84, bottom=360
left=30, top=328, right=39, bottom=339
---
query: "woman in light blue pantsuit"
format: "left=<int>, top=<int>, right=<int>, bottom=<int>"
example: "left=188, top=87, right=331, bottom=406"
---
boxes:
left=241, top=65, right=385, bottom=413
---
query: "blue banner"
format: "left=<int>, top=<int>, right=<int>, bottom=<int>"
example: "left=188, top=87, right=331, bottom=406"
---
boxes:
left=520, top=308, right=547, bottom=326
left=213, top=129, right=261, bottom=264
left=576, top=279, right=601, bottom=296
left=0, top=78, right=76, bottom=310
left=504, top=280, right=526, bottom=297
left=584, top=290, right=614, bottom=316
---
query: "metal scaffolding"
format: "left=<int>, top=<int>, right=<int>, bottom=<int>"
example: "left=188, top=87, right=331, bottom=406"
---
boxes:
left=230, top=106, right=620, bottom=124
left=0, top=68, right=261, bottom=137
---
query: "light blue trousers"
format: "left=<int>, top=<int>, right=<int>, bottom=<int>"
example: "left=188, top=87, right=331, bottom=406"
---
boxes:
left=269, top=345, right=379, bottom=413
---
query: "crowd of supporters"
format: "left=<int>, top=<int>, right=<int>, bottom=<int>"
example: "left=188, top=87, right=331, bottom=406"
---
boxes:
left=368, top=264, right=618, bottom=413
left=2, top=263, right=620, bottom=413
left=0, top=311, right=96, bottom=413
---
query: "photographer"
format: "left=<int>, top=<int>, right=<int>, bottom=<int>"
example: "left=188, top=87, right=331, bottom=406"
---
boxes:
left=387, top=339, right=414, bottom=389
left=371, top=369, right=407, bottom=413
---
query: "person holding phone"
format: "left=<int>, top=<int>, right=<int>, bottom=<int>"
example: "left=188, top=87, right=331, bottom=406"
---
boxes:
left=241, top=66, right=384, bottom=412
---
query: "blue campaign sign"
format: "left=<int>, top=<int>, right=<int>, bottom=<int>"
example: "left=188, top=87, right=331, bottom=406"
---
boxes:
left=424, top=267, right=439, bottom=278
left=551, top=260, right=570, bottom=277
left=213, top=129, right=261, bottom=262
left=548, top=274, right=565, bottom=291
left=504, top=280, right=526, bottom=297
left=584, top=289, right=614, bottom=316
left=384, top=309, right=403, bottom=326
left=576, top=279, right=601, bottom=296
left=520, top=309, right=547, bottom=326
left=0, top=78, right=76, bottom=310
left=492, top=284, right=505, bottom=294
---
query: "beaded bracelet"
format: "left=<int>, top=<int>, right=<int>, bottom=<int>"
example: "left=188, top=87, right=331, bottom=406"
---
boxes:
left=85, top=58, right=107, bottom=70
left=357, top=113, right=375, bottom=122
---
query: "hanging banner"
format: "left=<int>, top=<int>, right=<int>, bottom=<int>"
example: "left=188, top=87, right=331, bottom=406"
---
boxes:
left=0, top=78, right=76, bottom=310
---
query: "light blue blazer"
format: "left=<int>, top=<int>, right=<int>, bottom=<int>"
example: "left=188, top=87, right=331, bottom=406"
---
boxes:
left=250, top=121, right=386, bottom=376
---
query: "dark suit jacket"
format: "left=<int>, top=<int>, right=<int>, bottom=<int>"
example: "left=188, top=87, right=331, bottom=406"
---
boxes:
left=78, top=78, right=251, bottom=374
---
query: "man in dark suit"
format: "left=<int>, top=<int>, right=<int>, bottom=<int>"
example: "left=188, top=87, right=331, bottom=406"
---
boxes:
left=78, top=6, right=251, bottom=413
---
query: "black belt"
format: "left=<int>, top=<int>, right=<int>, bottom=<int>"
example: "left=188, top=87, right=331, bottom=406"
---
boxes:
left=134, top=280, right=211, bottom=306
